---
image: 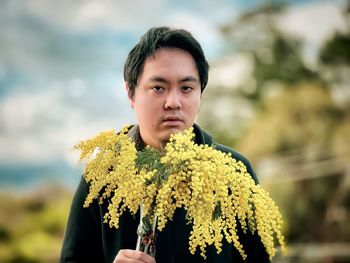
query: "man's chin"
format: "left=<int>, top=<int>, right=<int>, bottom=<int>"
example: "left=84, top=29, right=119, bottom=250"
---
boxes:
left=159, top=128, right=182, bottom=143
left=166, top=127, right=184, bottom=136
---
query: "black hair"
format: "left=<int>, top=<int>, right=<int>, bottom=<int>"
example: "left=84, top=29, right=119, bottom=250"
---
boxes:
left=124, top=26, right=209, bottom=98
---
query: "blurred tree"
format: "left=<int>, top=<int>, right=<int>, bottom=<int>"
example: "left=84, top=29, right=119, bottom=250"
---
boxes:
left=199, top=2, right=350, bottom=261
left=200, top=3, right=321, bottom=145
left=0, top=185, right=72, bottom=263
left=320, top=33, right=350, bottom=64
left=236, top=82, right=342, bottom=158
left=221, top=4, right=319, bottom=102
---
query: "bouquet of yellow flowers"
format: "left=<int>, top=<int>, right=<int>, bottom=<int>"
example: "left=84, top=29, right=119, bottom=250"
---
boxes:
left=75, top=126, right=285, bottom=260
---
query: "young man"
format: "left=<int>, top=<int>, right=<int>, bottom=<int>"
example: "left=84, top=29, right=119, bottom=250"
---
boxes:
left=60, top=26, right=270, bottom=263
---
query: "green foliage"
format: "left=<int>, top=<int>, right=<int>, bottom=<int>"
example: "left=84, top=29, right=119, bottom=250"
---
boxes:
left=200, top=3, right=350, bottom=261
left=0, top=185, right=73, bottom=263
left=237, top=83, right=343, bottom=157
left=136, top=147, right=169, bottom=185
left=265, top=174, right=350, bottom=243
left=212, top=201, right=222, bottom=221
left=251, top=34, right=319, bottom=103
left=136, top=146, right=188, bottom=186
left=320, top=33, right=350, bottom=65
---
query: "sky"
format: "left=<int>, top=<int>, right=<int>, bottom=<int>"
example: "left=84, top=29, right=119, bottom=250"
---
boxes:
left=0, top=0, right=348, bottom=191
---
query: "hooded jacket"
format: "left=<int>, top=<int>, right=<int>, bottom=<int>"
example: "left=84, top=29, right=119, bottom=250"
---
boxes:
left=60, top=124, right=270, bottom=263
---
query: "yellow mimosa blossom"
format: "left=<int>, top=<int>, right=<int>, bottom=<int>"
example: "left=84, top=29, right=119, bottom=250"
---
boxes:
left=75, top=126, right=285, bottom=260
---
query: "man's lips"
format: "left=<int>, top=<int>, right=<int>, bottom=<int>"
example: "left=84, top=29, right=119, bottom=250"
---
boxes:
left=162, top=116, right=183, bottom=125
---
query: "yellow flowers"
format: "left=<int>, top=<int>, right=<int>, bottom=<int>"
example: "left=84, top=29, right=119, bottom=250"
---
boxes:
left=75, top=126, right=285, bottom=260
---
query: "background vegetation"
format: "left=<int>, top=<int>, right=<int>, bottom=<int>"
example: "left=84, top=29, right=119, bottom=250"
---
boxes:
left=0, top=185, right=71, bottom=263
left=199, top=2, right=350, bottom=262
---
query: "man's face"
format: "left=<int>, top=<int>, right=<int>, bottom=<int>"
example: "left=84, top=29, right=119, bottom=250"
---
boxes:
left=127, top=47, right=202, bottom=149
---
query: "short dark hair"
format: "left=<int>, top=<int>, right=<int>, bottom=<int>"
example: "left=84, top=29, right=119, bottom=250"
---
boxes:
left=124, top=26, right=209, bottom=98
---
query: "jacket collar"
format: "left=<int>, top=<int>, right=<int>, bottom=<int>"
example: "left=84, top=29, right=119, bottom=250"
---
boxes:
left=127, top=123, right=213, bottom=150
left=193, top=123, right=213, bottom=146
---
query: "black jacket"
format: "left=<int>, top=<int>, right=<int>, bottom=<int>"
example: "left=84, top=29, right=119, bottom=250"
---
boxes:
left=60, top=124, right=270, bottom=263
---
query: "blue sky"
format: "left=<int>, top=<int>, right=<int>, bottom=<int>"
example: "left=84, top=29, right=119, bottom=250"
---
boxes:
left=0, top=0, right=348, bottom=191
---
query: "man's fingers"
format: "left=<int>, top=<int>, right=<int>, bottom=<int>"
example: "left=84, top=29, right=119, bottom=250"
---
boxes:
left=114, top=249, right=156, bottom=263
left=123, top=250, right=156, bottom=263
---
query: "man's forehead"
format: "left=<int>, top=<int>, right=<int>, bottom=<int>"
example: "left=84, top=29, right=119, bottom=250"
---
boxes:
left=147, top=75, right=199, bottom=83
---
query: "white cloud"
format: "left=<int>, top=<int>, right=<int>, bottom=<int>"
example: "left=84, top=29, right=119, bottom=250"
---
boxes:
left=0, top=81, right=131, bottom=166
left=3, top=0, right=238, bottom=32
left=278, top=2, right=348, bottom=43
left=209, top=54, right=254, bottom=88
left=276, top=2, right=348, bottom=66
left=168, top=12, right=225, bottom=58
left=1, top=90, right=58, bottom=133
left=19, top=0, right=164, bottom=31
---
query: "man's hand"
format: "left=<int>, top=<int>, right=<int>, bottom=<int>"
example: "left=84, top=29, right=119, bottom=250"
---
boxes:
left=113, top=249, right=156, bottom=263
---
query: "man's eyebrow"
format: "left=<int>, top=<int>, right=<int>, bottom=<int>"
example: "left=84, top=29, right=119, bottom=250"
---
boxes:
left=149, top=76, right=167, bottom=83
left=148, top=75, right=199, bottom=83
left=180, top=76, right=198, bottom=82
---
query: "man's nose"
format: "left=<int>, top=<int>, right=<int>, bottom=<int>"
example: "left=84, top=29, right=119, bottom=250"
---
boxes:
left=164, top=89, right=182, bottom=110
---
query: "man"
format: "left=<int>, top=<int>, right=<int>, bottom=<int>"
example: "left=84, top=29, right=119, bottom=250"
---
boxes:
left=60, top=26, right=269, bottom=263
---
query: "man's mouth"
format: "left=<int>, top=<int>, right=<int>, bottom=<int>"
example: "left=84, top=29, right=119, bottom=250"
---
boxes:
left=162, top=116, right=183, bottom=125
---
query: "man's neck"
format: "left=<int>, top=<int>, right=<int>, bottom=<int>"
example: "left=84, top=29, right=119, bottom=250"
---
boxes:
left=127, top=125, right=146, bottom=151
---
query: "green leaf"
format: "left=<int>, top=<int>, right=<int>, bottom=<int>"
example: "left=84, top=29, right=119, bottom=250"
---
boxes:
left=212, top=202, right=222, bottom=221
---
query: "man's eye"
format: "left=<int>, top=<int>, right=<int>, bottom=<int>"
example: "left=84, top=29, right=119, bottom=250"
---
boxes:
left=182, top=86, right=193, bottom=92
left=152, top=86, right=164, bottom=91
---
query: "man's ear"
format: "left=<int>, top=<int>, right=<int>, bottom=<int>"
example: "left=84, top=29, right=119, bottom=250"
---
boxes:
left=125, top=82, right=134, bottom=109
